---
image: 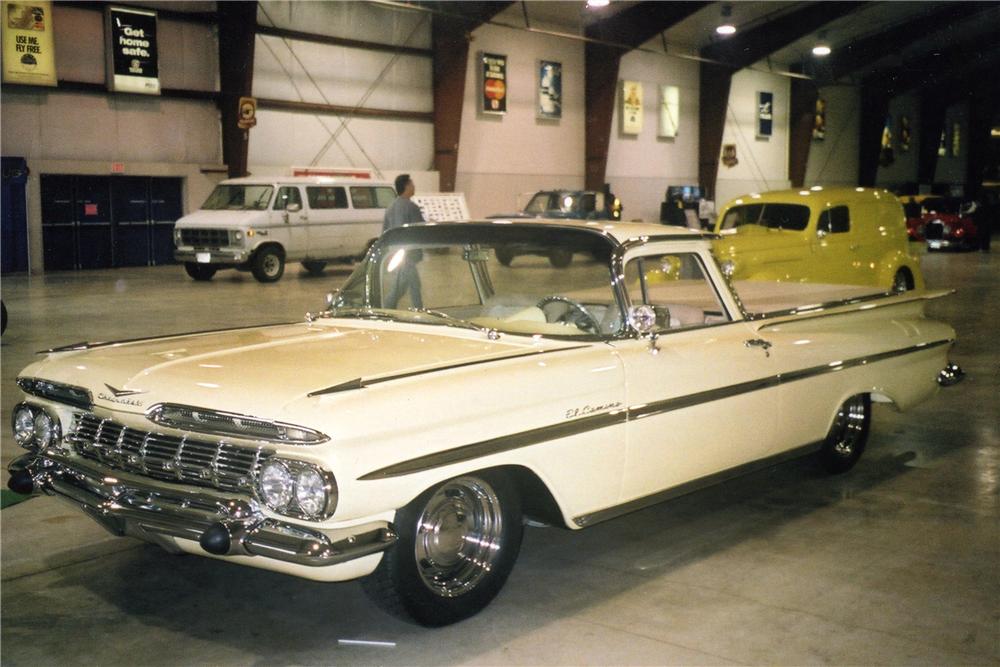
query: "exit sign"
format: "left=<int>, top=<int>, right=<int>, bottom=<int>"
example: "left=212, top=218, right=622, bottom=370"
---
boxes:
left=111, top=162, right=125, bottom=173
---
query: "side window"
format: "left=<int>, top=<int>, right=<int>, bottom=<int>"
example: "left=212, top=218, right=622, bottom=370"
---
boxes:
left=818, top=205, right=850, bottom=234
left=350, top=187, right=373, bottom=209
left=624, top=253, right=730, bottom=330
left=307, top=186, right=348, bottom=209
left=273, top=186, right=302, bottom=210
left=374, top=187, right=396, bottom=208
left=580, top=193, right=596, bottom=216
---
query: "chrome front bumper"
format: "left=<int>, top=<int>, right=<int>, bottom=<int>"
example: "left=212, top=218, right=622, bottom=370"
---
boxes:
left=8, top=454, right=396, bottom=569
left=174, top=248, right=247, bottom=265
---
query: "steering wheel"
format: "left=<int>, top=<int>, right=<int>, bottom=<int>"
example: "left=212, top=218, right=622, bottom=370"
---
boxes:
left=536, top=295, right=602, bottom=335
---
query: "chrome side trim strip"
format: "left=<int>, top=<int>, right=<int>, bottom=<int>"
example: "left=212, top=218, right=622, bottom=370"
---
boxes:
left=358, top=408, right=628, bottom=480
left=572, top=441, right=823, bottom=527
left=747, top=289, right=954, bottom=323
left=39, top=322, right=298, bottom=353
left=358, top=338, right=953, bottom=481
left=308, top=345, right=591, bottom=397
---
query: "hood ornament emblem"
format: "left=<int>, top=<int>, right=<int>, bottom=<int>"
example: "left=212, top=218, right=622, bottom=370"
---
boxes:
left=103, top=383, right=146, bottom=398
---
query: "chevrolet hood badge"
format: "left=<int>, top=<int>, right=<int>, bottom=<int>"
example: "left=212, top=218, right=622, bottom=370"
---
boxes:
left=103, top=383, right=146, bottom=398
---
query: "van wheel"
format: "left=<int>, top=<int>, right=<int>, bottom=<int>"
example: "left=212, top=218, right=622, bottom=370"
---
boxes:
left=252, top=247, right=284, bottom=283
left=891, top=269, right=912, bottom=293
left=184, top=263, right=216, bottom=281
left=819, top=394, right=871, bottom=474
left=363, top=471, right=523, bottom=627
left=548, top=249, right=573, bottom=268
left=301, top=260, right=326, bottom=276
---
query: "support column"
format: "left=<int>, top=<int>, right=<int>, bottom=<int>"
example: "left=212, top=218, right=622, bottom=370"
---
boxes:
left=917, top=91, right=946, bottom=186
left=698, top=62, right=733, bottom=200
left=965, top=93, right=991, bottom=200
left=432, top=17, right=471, bottom=192
left=788, top=77, right=818, bottom=188
left=584, top=43, right=622, bottom=191
left=858, top=82, right=889, bottom=187
left=217, top=1, right=257, bottom=179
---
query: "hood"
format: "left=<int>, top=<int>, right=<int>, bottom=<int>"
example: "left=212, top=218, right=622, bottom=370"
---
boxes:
left=176, top=209, right=269, bottom=228
left=23, top=321, right=558, bottom=419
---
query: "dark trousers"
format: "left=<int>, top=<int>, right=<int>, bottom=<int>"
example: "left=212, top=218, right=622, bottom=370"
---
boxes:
left=384, top=261, right=423, bottom=309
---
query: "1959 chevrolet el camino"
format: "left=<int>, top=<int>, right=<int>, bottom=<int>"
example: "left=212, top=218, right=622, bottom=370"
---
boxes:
left=8, top=220, right=963, bottom=626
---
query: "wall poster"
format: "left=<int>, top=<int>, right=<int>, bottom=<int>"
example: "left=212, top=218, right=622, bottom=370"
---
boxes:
left=481, top=52, right=507, bottom=114
left=756, top=91, right=773, bottom=138
left=537, top=60, right=561, bottom=119
left=812, top=97, right=826, bottom=141
left=105, top=5, right=159, bottom=94
left=722, top=144, right=738, bottom=168
left=2, top=0, right=56, bottom=86
left=951, top=122, right=961, bottom=157
left=621, top=80, right=642, bottom=135
left=898, top=115, right=911, bottom=152
left=658, top=84, right=679, bottom=138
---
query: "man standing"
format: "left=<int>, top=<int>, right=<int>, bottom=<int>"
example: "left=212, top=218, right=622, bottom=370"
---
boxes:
left=382, top=174, right=425, bottom=308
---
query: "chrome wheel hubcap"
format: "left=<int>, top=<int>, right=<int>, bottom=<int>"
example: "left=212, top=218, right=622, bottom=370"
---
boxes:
left=414, top=477, right=503, bottom=597
left=892, top=272, right=907, bottom=293
left=831, top=396, right=867, bottom=457
left=263, top=255, right=280, bottom=276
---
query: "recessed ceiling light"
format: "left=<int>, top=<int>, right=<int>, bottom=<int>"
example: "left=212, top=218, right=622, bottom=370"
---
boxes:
left=586, top=0, right=610, bottom=8
left=716, top=24, right=737, bottom=36
left=812, top=44, right=832, bottom=57
left=716, top=4, right=736, bottom=36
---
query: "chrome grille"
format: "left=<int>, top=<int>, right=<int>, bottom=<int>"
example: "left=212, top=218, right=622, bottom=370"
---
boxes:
left=67, top=412, right=271, bottom=493
left=180, top=228, right=232, bottom=248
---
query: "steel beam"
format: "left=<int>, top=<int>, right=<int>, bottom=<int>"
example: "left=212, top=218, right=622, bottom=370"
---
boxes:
left=788, top=76, right=819, bottom=188
left=698, top=63, right=733, bottom=199
left=917, top=92, right=946, bottom=186
left=256, top=25, right=432, bottom=58
left=218, top=1, right=257, bottom=179
left=858, top=82, right=889, bottom=187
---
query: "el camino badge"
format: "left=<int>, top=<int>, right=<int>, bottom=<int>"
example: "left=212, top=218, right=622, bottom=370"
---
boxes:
left=565, top=402, right=622, bottom=420
left=97, top=383, right=146, bottom=407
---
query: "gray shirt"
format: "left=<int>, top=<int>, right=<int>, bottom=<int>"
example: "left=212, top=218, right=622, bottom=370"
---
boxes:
left=382, top=196, right=425, bottom=232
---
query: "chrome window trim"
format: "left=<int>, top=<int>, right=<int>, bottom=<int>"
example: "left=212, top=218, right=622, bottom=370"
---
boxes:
left=146, top=403, right=329, bottom=445
left=358, top=338, right=953, bottom=481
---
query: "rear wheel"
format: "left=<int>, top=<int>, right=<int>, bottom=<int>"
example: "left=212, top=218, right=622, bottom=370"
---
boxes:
left=184, top=262, right=217, bottom=281
left=363, top=471, right=523, bottom=627
left=819, top=394, right=871, bottom=474
left=251, top=247, right=285, bottom=283
left=301, top=260, right=327, bottom=276
left=891, top=269, right=912, bottom=293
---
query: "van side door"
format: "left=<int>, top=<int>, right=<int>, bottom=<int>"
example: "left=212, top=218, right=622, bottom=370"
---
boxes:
left=811, top=204, right=860, bottom=284
left=348, top=185, right=397, bottom=255
left=304, top=185, right=350, bottom=259
left=270, top=185, right=307, bottom=260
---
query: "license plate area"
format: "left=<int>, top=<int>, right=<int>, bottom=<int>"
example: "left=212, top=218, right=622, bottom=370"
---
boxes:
left=196, top=252, right=212, bottom=263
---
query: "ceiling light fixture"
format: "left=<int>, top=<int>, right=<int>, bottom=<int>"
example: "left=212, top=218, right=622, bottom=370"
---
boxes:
left=586, top=0, right=610, bottom=8
left=716, top=4, right=736, bottom=36
left=812, top=31, right=831, bottom=57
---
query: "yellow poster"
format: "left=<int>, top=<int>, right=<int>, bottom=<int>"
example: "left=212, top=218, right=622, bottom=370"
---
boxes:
left=621, top=80, right=643, bottom=135
left=2, top=0, right=56, bottom=86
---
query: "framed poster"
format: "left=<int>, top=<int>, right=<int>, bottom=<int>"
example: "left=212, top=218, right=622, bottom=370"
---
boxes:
left=105, top=6, right=159, bottom=94
left=658, top=85, right=679, bottom=138
left=812, top=97, right=826, bottom=141
left=481, top=52, right=507, bottom=115
left=722, top=144, right=738, bottom=168
left=621, top=80, right=642, bottom=135
left=2, top=0, right=56, bottom=86
left=757, top=91, right=773, bottom=138
left=899, top=115, right=911, bottom=152
left=537, top=60, right=561, bottom=119
left=951, top=122, right=961, bottom=157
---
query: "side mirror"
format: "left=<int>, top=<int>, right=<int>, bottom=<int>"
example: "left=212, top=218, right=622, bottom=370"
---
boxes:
left=286, top=202, right=302, bottom=213
left=628, top=304, right=667, bottom=353
left=816, top=227, right=828, bottom=239
left=325, top=289, right=341, bottom=308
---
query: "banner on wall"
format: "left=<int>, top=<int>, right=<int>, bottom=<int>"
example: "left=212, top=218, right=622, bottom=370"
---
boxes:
left=481, top=52, right=507, bottom=114
left=756, top=91, right=773, bottom=138
left=951, top=122, right=961, bottom=157
left=658, top=85, right=679, bottom=138
left=621, top=80, right=642, bottom=135
left=105, top=5, right=160, bottom=95
left=812, top=97, right=826, bottom=141
left=537, top=60, right=561, bottom=120
left=899, top=115, right=911, bottom=152
left=2, top=1, right=57, bottom=86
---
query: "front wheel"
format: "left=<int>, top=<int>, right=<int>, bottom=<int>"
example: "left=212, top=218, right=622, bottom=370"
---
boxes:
left=184, top=262, right=217, bottom=281
left=363, top=472, right=523, bottom=627
left=251, top=247, right=285, bottom=283
left=819, top=394, right=871, bottom=474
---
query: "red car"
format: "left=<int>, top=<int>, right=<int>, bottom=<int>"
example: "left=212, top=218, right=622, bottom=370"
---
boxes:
left=907, top=197, right=978, bottom=250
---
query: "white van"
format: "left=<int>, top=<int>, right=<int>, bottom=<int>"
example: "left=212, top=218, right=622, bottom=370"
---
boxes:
left=173, top=176, right=397, bottom=282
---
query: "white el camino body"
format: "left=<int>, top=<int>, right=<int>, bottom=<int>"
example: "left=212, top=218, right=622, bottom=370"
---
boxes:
left=9, top=220, right=963, bottom=626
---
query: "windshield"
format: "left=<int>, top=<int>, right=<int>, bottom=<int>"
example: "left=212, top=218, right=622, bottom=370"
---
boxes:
left=524, top=192, right=584, bottom=215
left=334, top=224, right=622, bottom=338
left=719, top=203, right=811, bottom=231
left=201, top=185, right=274, bottom=211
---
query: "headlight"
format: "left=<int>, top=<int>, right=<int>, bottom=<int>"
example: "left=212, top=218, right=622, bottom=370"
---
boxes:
left=720, top=259, right=736, bottom=277
left=32, top=410, right=59, bottom=450
left=173, top=228, right=182, bottom=244
left=12, top=404, right=35, bottom=448
left=259, top=460, right=294, bottom=510
left=256, top=458, right=337, bottom=520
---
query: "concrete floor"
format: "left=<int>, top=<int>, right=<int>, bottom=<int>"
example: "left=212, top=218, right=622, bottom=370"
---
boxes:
left=1, top=250, right=997, bottom=665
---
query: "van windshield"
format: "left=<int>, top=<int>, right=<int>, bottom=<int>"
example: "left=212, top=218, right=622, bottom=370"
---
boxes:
left=201, top=185, right=274, bottom=211
left=720, top=203, right=810, bottom=231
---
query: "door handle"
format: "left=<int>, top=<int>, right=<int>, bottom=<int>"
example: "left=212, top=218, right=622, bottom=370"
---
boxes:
left=744, top=338, right=772, bottom=357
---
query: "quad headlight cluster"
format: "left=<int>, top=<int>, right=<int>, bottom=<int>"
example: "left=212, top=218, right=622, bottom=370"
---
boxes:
left=12, top=403, right=62, bottom=452
left=257, top=458, right=337, bottom=521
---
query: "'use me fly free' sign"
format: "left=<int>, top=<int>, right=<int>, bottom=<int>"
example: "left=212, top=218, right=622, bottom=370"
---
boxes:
left=105, top=6, right=159, bottom=95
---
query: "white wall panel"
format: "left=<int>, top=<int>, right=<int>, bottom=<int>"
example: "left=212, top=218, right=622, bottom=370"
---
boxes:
left=249, top=110, right=432, bottom=174
left=52, top=5, right=104, bottom=83
left=606, top=45, right=700, bottom=222
left=257, top=0, right=431, bottom=49
left=804, top=85, right=860, bottom=188
left=715, top=68, right=792, bottom=206
left=455, top=22, right=585, bottom=218
left=158, top=20, right=219, bottom=91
